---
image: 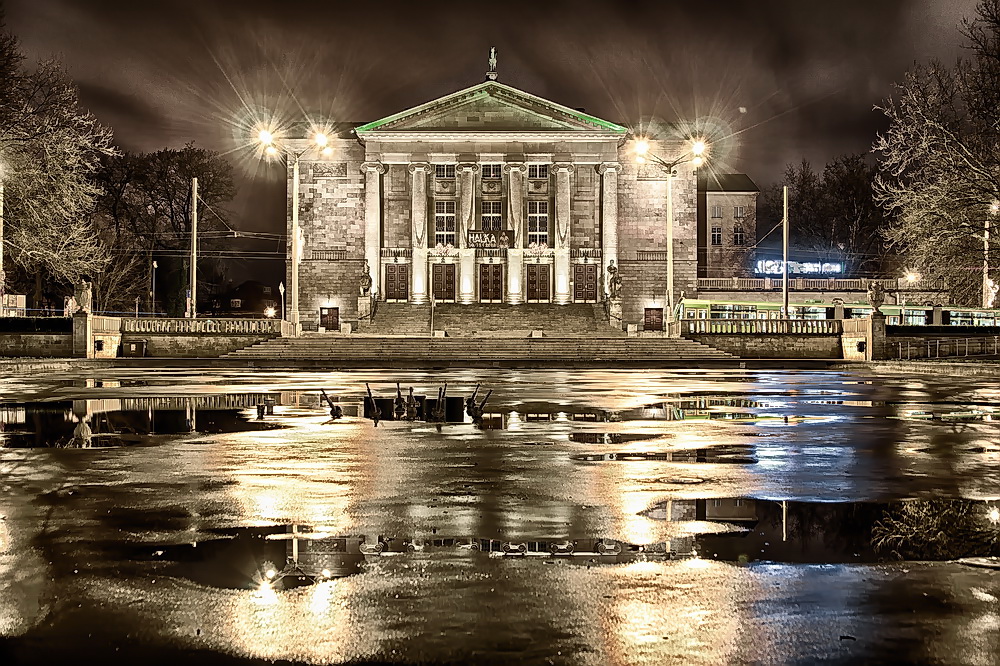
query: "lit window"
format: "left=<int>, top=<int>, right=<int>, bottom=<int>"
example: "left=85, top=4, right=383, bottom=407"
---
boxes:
left=481, top=164, right=502, bottom=180
left=435, top=164, right=455, bottom=179
left=262, top=286, right=272, bottom=295
left=527, top=200, right=549, bottom=245
left=711, top=205, right=722, bottom=218
left=527, top=164, right=549, bottom=179
left=481, top=200, right=503, bottom=231
left=230, top=298, right=242, bottom=308
left=734, top=205, right=747, bottom=218
left=711, top=226, right=722, bottom=246
left=733, top=226, right=745, bottom=246
left=435, top=200, right=456, bottom=246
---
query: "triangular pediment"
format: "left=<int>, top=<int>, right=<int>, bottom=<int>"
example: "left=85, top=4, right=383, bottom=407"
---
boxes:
left=355, top=81, right=626, bottom=136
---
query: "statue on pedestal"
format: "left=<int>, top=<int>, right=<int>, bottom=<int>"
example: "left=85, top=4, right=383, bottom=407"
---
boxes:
left=359, top=260, right=373, bottom=296
left=607, top=260, right=622, bottom=300
left=75, top=280, right=92, bottom=313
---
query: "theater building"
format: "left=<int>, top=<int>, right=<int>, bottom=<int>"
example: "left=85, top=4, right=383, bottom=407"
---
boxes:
left=285, top=73, right=719, bottom=333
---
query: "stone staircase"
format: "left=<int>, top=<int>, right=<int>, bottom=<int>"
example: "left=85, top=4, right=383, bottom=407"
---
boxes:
left=361, top=302, right=623, bottom=338
left=223, top=335, right=737, bottom=362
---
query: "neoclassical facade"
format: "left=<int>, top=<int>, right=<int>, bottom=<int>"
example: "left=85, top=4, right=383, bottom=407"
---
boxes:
left=287, top=78, right=702, bottom=332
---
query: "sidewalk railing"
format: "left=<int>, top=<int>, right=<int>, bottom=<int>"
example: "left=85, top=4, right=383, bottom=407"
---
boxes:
left=681, top=318, right=842, bottom=335
left=893, top=336, right=1000, bottom=359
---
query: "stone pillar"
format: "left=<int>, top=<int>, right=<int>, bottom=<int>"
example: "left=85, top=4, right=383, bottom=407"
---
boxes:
left=72, top=311, right=93, bottom=358
left=505, top=163, right=526, bottom=303
left=552, top=163, right=574, bottom=304
left=869, top=311, right=888, bottom=361
left=408, top=162, right=430, bottom=304
left=597, top=162, right=619, bottom=298
left=362, top=162, right=386, bottom=298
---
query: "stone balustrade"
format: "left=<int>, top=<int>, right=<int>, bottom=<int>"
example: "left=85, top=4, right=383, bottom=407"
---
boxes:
left=121, top=318, right=284, bottom=335
left=681, top=318, right=842, bottom=335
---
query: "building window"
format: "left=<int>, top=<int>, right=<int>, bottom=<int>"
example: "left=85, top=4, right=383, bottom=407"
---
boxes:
left=435, top=164, right=455, bottom=179
left=711, top=205, right=723, bottom=218
left=230, top=298, right=242, bottom=309
left=733, top=226, right=746, bottom=246
left=481, top=164, right=502, bottom=180
left=481, top=200, right=503, bottom=231
left=527, top=164, right=549, bottom=179
left=527, top=200, right=549, bottom=245
left=435, top=200, right=456, bottom=246
left=262, top=286, right=272, bottom=295
left=734, top=205, right=747, bottom=219
left=711, top=226, right=723, bottom=246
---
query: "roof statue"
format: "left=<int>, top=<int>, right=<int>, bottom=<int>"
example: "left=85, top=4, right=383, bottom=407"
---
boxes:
left=487, top=47, right=498, bottom=81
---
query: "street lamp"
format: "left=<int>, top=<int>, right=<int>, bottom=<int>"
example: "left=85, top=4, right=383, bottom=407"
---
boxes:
left=256, top=128, right=330, bottom=335
left=633, top=137, right=708, bottom=331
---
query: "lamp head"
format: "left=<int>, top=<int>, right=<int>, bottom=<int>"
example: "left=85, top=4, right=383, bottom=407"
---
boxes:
left=634, top=138, right=650, bottom=156
left=690, top=140, right=706, bottom=156
left=258, top=129, right=274, bottom=145
left=691, top=156, right=704, bottom=168
left=314, top=132, right=328, bottom=147
left=265, top=145, right=279, bottom=157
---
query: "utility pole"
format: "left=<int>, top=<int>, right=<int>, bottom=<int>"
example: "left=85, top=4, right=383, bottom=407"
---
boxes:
left=189, top=177, right=198, bottom=318
left=984, top=216, right=991, bottom=308
left=782, top=185, right=789, bottom=318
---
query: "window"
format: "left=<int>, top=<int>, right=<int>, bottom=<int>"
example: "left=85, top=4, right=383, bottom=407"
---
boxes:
left=527, top=200, right=549, bottom=245
left=734, top=205, right=747, bottom=218
left=481, top=164, right=502, bottom=180
left=711, top=226, right=722, bottom=246
left=262, top=286, right=272, bottom=295
left=711, top=205, right=723, bottom=218
left=230, top=298, right=242, bottom=309
left=527, top=164, right=549, bottom=179
left=435, top=164, right=455, bottom=179
left=435, top=200, right=456, bottom=246
left=733, top=226, right=746, bottom=246
left=481, top=200, right=503, bottom=231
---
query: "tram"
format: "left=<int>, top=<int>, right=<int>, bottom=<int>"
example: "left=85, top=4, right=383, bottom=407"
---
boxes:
left=681, top=298, right=1000, bottom=327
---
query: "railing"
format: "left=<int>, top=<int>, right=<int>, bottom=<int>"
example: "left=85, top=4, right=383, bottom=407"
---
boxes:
left=893, top=336, right=1000, bottom=360
left=696, top=277, right=946, bottom=292
left=841, top=318, right=871, bottom=334
left=475, top=248, right=508, bottom=258
left=121, top=318, right=284, bottom=335
left=280, top=320, right=296, bottom=337
left=571, top=248, right=603, bottom=260
left=381, top=248, right=412, bottom=259
left=92, top=315, right=122, bottom=334
left=311, top=249, right=350, bottom=261
left=637, top=250, right=670, bottom=261
left=681, top=318, right=842, bottom=335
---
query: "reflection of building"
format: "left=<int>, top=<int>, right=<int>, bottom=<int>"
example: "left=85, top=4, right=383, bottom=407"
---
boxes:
left=285, top=71, right=748, bottom=332
left=698, top=174, right=759, bottom=278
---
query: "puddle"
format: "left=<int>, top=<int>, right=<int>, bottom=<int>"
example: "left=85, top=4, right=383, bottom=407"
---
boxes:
left=572, top=446, right=757, bottom=464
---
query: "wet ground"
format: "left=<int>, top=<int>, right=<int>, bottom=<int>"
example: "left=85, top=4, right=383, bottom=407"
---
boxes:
left=1, top=367, right=999, bottom=665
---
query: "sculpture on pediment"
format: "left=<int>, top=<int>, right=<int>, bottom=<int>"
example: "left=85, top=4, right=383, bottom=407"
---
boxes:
left=74, top=279, right=92, bottom=313
left=487, top=47, right=498, bottom=80
left=360, top=260, right=373, bottom=296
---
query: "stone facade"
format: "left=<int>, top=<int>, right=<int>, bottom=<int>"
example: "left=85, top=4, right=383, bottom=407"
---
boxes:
left=286, top=79, right=712, bottom=332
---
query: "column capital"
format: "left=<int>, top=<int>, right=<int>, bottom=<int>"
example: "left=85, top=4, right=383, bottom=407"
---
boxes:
left=503, top=162, right=527, bottom=174
left=552, top=162, right=575, bottom=173
left=457, top=163, right=480, bottom=173
left=361, top=161, right=387, bottom=175
left=597, top=162, right=620, bottom=175
left=407, top=162, right=431, bottom=174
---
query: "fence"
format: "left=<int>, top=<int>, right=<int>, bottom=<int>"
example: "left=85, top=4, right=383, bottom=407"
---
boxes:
left=893, top=337, right=1000, bottom=360
left=121, top=318, right=284, bottom=335
left=681, top=318, right=842, bottom=335
left=696, top=277, right=944, bottom=292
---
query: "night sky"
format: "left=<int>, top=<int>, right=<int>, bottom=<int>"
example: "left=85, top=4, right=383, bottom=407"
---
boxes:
left=3, top=0, right=979, bottom=265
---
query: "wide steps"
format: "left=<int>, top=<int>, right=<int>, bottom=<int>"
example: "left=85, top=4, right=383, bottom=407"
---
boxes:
left=224, top=336, right=736, bottom=361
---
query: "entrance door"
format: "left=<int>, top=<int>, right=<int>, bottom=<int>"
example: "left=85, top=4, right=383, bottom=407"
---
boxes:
left=385, top=264, right=409, bottom=301
left=431, top=263, right=456, bottom=301
left=573, top=264, right=598, bottom=302
left=479, top=264, right=504, bottom=303
left=644, top=307, right=664, bottom=331
left=526, top=264, right=551, bottom=302
left=320, top=307, right=339, bottom=331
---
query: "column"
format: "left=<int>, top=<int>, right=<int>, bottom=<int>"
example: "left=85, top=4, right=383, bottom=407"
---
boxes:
left=552, top=163, right=574, bottom=304
left=408, top=162, right=430, bottom=304
left=597, top=162, right=619, bottom=298
left=457, top=163, right=479, bottom=303
left=504, top=163, right=526, bottom=303
left=362, top=162, right=386, bottom=298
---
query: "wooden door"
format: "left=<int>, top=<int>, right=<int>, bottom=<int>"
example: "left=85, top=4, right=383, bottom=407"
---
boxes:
left=643, top=307, right=664, bottom=331
left=526, top=264, right=550, bottom=302
left=432, top=263, right=456, bottom=301
left=385, top=264, right=408, bottom=301
left=573, top=264, right=598, bottom=302
left=479, top=264, right=503, bottom=303
left=320, top=307, right=339, bottom=331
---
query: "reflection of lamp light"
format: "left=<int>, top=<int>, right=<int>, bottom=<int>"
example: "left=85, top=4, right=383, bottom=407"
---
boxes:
left=989, top=506, right=1000, bottom=523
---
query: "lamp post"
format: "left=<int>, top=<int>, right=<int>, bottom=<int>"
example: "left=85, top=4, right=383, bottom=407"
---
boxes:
left=278, top=281, right=285, bottom=322
left=633, top=138, right=706, bottom=330
left=256, top=129, right=332, bottom=336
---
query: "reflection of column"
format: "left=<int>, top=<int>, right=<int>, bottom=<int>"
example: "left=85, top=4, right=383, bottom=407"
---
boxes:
left=553, top=163, right=574, bottom=304
left=362, top=162, right=386, bottom=297
left=408, top=162, right=430, bottom=304
left=597, top=162, right=619, bottom=297
left=505, top=163, right=526, bottom=304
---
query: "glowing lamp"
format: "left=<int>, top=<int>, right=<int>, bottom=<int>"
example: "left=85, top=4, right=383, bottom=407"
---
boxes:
left=258, top=129, right=274, bottom=145
left=691, top=140, right=706, bottom=156
left=264, top=306, right=276, bottom=318
left=265, top=145, right=278, bottom=157
left=321, top=146, right=333, bottom=157
left=904, top=272, right=919, bottom=283
left=314, top=132, right=328, bottom=147
left=989, top=506, right=999, bottom=523
left=692, top=156, right=704, bottom=168
left=634, top=139, right=650, bottom=156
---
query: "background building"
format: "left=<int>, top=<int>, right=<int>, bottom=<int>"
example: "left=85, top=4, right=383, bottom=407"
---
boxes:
left=698, top=174, right=759, bottom=278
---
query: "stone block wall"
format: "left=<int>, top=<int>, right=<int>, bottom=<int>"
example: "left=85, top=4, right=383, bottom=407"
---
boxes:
left=687, top=334, right=843, bottom=359
left=570, top=166, right=598, bottom=249
left=0, top=333, right=73, bottom=357
left=121, top=333, right=276, bottom=358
